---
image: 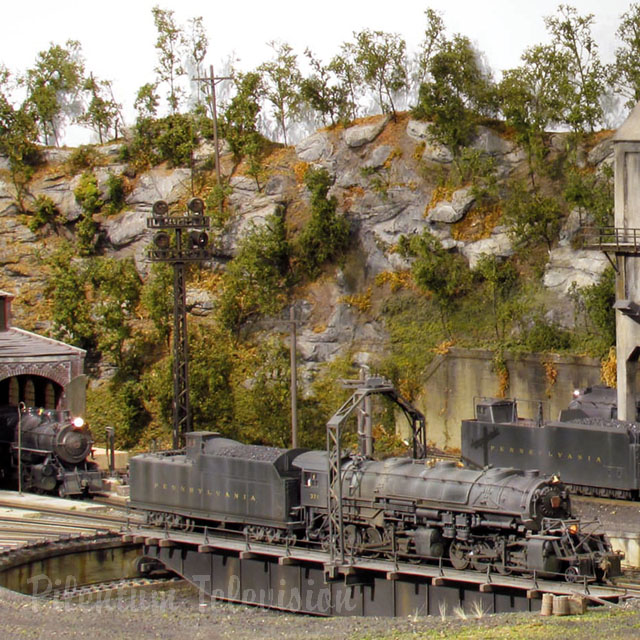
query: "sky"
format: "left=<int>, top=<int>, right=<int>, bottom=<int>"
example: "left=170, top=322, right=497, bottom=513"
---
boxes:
left=0, top=0, right=636, bottom=144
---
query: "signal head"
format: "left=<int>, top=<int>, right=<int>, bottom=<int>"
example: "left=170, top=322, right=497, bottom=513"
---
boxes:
left=189, top=230, right=209, bottom=249
left=187, top=197, right=205, bottom=215
left=154, top=232, right=171, bottom=249
left=152, top=200, right=169, bottom=217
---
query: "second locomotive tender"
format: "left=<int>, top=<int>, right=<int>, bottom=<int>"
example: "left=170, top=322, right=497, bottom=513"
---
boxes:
left=461, top=395, right=640, bottom=500
left=130, top=431, right=621, bottom=582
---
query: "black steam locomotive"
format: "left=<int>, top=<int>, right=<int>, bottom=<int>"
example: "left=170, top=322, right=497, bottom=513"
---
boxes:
left=565, top=385, right=640, bottom=421
left=129, top=431, right=621, bottom=582
left=0, top=405, right=102, bottom=497
left=461, top=394, right=640, bottom=500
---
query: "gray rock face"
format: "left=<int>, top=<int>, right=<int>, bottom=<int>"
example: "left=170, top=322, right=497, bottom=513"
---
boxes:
left=102, top=209, right=148, bottom=248
left=264, top=174, right=295, bottom=198
left=0, top=121, right=614, bottom=372
left=422, top=140, right=454, bottom=164
left=460, top=227, right=514, bottom=269
left=428, top=188, right=475, bottom=223
left=406, top=119, right=453, bottom=163
left=587, top=136, right=614, bottom=166
left=102, top=167, right=192, bottom=270
left=471, top=126, right=526, bottom=167
left=219, top=175, right=290, bottom=256
left=297, top=303, right=357, bottom=362
left=187, top=287, right=215, bottom=317
left=406, top=120, right=431, bottom=141
left=41, top=148, right=74, bottom=165
left=125, top=168, right=191, bottom=210
left=558, top=208, right=585, bottom=247
left=295, top=132, right=333, bottom=162
left=343, top=116, right=389, bottom=148
left=543, top=246, right=609, bottom=294
left=31, top=173, right=84, bottom=222
left=472, top=126, right=515, bottom=156
left=94, top=166, right=127, bottom=200
left=0, top=177, right=15, bottom=214
left=363, top=145, right=392, bottom=170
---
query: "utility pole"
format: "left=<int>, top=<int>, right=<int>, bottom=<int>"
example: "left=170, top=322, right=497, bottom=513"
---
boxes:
left=147, top=198, right=212, bottom=449
left=194, top=65, right=232, bottom=185
left=289, top=307, right=298, bottom=448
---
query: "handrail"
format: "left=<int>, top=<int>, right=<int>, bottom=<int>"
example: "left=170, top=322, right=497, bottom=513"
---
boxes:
left=581, top=226, right=640, bottom=251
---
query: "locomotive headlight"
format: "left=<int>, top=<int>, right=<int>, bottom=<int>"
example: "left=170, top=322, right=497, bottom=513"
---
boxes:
left=72, top=417, right=85, bottom=429
left=573, top=388, right=581, bottom=398
left=569, top=523, right=579, bottom=535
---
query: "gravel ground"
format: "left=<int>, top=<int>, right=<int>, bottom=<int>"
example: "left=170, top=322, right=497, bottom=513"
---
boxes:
left=3, top=582, right=640, bottom=640
left=573, top=496, right=640, bottom=532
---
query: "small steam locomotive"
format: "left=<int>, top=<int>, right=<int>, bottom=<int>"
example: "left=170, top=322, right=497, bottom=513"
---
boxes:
left=129, top=432, right=622, bottom=582
left=0, top=405, right=102, bottom=497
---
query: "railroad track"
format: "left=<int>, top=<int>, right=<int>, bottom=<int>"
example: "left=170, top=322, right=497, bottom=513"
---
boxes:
left=0, top=496, right=142, bottom=551
left=0, top=532, right=148, bottom=595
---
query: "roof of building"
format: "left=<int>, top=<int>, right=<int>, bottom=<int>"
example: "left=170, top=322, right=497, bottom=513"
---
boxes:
left=615, top=101, right=640, bottom=142
left=0, top=327, right=85, bottom=360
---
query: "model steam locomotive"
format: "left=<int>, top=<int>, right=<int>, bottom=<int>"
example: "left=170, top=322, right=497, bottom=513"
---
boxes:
left=0, top=405, right=102, bottom=497
left=129, top=431, right=621, bottom=582
left=461, top=393, right=640, bottom=499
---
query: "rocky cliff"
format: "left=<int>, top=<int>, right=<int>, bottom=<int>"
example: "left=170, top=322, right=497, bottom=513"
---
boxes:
left=0, top=113, right=613, bottom=383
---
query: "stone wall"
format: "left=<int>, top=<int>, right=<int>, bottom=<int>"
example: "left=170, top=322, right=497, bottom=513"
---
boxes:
left=399, top=348, right=604, bottom=450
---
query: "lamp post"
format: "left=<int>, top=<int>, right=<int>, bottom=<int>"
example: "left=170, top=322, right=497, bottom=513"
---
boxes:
left=17, top=402, right=25, bottom=495
left=147, top=198, right=212, bottom=449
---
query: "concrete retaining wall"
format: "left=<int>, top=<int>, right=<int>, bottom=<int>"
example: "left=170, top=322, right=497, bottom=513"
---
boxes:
left=399, top=348, right=604, bottom=451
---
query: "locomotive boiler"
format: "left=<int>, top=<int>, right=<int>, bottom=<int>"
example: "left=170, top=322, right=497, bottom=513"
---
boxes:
left=129, top=431, right=622, bottom=582
left=0, top=405, right=102, bottom=497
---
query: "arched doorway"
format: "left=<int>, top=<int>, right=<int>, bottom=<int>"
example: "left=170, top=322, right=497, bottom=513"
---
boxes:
left=0, top=374, right=63, bottom=409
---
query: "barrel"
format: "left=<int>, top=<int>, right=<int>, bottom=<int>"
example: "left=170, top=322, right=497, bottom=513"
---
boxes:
left=552, top=595, right=570, bottom=616
left=540, top=593, right=554, bottom=616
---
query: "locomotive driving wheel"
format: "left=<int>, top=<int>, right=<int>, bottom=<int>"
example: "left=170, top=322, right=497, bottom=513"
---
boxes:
left=344, top=524, right=362, bottom=556
left=362, top=527, right=383, bottom=558
left=449, top=541, right=470, bottom=571
left=470, top=542, right=493, bottom=572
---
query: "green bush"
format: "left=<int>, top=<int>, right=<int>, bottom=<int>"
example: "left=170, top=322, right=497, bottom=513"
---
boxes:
left=66, top=145, right=103, bottom=174
left=45, top=245, right=94, bottom=350
left=74, top=171, right=103, bottom=213
left=400, top=232, right=472, bottom=338
left=217, top=209, right=292, bottom=331
left=104, top=173, right=126, bottom=215
left=205, top=180, right=233, bottom=229
left=87, top=378, right=149, bottom=450
left=564, top=164, right=613, bottom=227
left=28, top=194, right=63, bottom=231
left=140, top=262, right=173, bottom=346
left=128, top=114, right=198, bottom=169
left=569, top=266, right=616, bottom=356
left=73, top=171, right=102, bottom=255
left=523, top=315, right=572, bottom=352
left=296, top=167, right=350, bottom=279
left=502, top=180, right=563, bottom=251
